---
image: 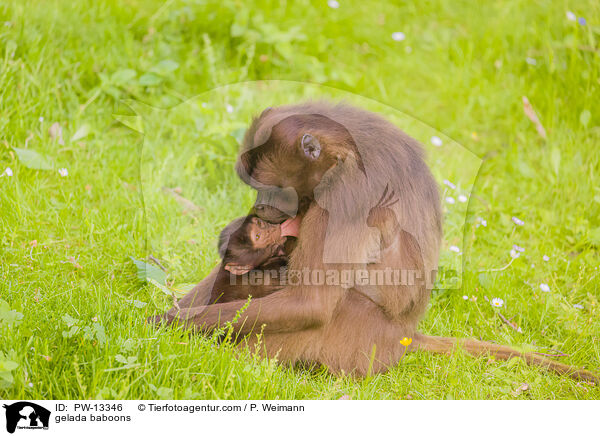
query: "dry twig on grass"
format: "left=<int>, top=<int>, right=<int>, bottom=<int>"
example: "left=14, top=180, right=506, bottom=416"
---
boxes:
left=497, top=312, right=523, bottom=333
left=162, top=186, right=203, bottom=215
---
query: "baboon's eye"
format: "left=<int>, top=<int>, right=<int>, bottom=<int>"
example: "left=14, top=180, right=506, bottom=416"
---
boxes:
left=255, top=233, right=261, bottom=240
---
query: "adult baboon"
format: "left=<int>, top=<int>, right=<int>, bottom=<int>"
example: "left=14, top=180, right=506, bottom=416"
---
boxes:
left=156, top=102, right=597, bottom=382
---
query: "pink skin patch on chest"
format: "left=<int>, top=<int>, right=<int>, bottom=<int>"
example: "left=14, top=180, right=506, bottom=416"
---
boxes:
left=280, top=215, right=302, bottom=237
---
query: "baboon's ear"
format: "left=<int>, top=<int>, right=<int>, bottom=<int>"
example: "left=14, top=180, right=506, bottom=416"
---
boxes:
left=301, top=134, right=321, bottom=160
left=224, top=263, right=253, bottom=275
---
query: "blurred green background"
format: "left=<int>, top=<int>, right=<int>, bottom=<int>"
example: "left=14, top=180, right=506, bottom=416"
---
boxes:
left=0, top=0, right=599, bottom=399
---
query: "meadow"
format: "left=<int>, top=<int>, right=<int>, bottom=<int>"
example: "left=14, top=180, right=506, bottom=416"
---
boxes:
left=1, top=0, right=599, bottom=399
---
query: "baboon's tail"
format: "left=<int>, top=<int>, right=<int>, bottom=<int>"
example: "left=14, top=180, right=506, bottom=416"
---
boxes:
left=413, top=333, right=599, bottom=383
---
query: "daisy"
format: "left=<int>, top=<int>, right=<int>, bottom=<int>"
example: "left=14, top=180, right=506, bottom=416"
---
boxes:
left=225, top=104, right=234, bottom=113
left=510, top=249, right=520, bottom=259
left=543, top=255, right=550, bottom=261
left=449, top=245, right=461, bottom=253
left=513, top=244, right=525, bottom=253
left=39, top=116, right=44, bottom=122
left=566, top=11, right=576, bottom=21
left=491, top=298, right=504, bottom=308
left=430, top=136, right=443, bottom=147
left=445, top=196, right=455, bottom=204
left=2, top=167, right=13, bottom=177
left=462, top=295, right=468, bottom=300
left=443, top=179, right=456, bottom=189
left=327, top=0, right=340, bottom=8
left=458, top=194, right=468, bottom=203
left=392, top=32, right=405, bottom=41
left=58, top=168, right=68, bottom=177
left=573, top=304, right=583, bottom=310
left=526, top=57, right=537, bottom=65
left=539, top=283, right=550, bottom=292
left=512, top=216, right=524, bottom=226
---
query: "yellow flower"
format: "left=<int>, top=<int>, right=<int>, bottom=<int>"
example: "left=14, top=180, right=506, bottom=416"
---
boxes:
left=400, top=337, right=412, bottom=347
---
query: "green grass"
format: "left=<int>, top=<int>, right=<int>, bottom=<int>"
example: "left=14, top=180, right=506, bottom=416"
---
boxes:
left=1, top=0, right=599, bottom=399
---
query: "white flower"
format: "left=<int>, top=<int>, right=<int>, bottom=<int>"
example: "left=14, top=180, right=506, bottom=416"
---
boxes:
left=458, top=194, right=468, bottom=203
left=3, top=167, right=13, bottom=177
left=481, top=219, right=487, bottom=227
left=28, top=382, right=33, bottom=388
left=526, top=57, right=537, bottom=65
left=512, top=216, right=524, bottom=226
left=430, top=136, right=443, bottom=147
left=327, top=0, right=340, bottom=8
left=540, top=283, right=550, bottom=292
left=58, top=168, right=68, bottom=177
left=462, top=295, right=468, bottom=300
left=39, top=116, right=44, bottom=122
left=543, top=255, right=549, bottom=261
left=491, top=298, right=504, bottom=308
left=573, top=304, right=583, bottom=310
left=392, top=32, right=405, bottom=41
left=513, top=244, right=525, bottom=253
left=449, top=245, right=461, bottom=253
left=443, top=179, right=456, bottom=189
left=445, top=196, right=455, bottom=204
left=510, top=249, right=520, bottom=259
left=566, top=11, right=576, bottom=21
left=225, top=104, right=234, bottom=113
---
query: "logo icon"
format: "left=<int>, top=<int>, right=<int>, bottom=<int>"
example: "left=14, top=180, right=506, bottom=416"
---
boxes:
left=2, top=402, right=50, bottom=434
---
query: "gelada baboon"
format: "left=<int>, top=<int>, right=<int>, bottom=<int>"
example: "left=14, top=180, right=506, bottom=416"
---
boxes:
left=156, top=101, right=597, bottom=382
left=169, top=215, right=295, bottom=307
left=218, top=215, right=288, bottom=276
left=209, top=215, right=291, bottom=304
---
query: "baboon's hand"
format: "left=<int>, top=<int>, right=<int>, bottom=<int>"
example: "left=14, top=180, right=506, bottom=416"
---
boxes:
left=367, top=184, right=398, bottom=229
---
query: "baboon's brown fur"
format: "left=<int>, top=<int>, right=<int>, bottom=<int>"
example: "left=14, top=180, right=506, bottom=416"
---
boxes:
left=156, top=102, right=598, bottom=383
